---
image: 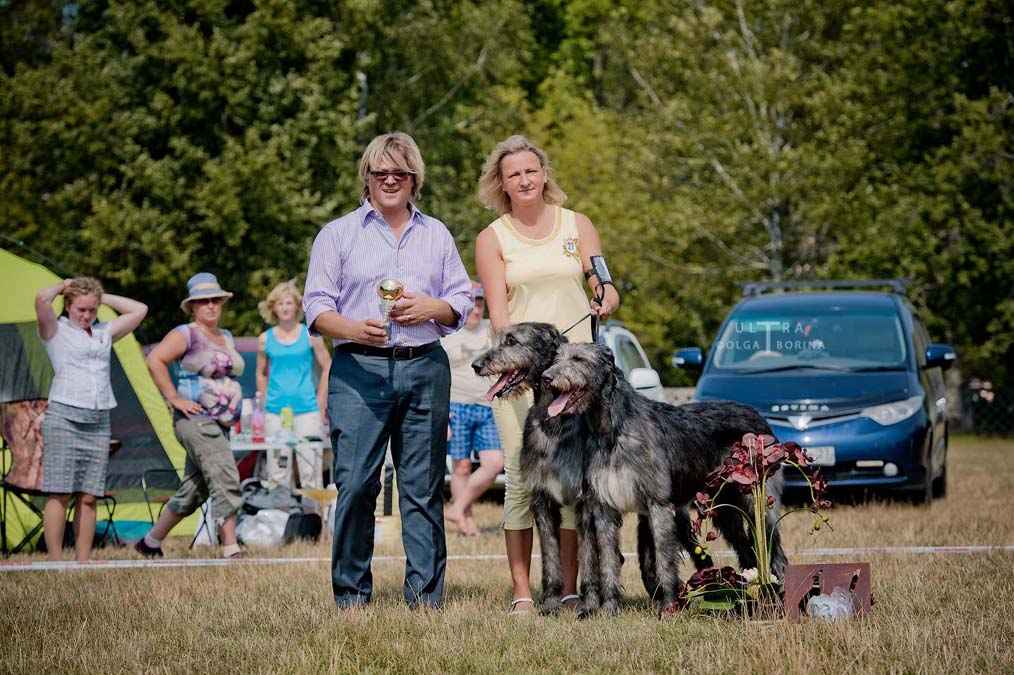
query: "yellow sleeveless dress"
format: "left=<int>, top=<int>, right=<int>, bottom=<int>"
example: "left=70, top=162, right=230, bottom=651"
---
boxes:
left=489, top=205, right=592, bottom=530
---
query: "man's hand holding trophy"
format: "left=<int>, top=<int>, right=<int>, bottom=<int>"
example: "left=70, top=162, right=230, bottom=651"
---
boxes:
left=383, top=279, right=450, bottom=330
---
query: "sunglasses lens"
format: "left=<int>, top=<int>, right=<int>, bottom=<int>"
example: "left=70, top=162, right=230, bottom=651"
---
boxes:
left=371, top=171, right=412, bottom=182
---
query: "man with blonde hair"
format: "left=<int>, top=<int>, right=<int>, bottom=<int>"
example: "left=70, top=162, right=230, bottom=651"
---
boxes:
left=304, top=132, right=472, bottom=610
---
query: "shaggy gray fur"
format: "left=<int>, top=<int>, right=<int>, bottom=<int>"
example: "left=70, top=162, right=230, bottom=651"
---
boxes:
left=471, top=322, right=587, bottom=614
left=472, top=323, right=700, bottom=616
left=542, top=342, right=788, bottom=618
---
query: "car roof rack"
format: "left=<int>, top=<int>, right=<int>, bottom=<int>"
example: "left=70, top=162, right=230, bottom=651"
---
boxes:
left=739, top=279, right=911, bottom=297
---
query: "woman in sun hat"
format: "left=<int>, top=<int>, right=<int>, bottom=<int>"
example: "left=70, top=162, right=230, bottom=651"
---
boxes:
left=135, top=272, right=246, bottom=559
left=35, top=276, right=148, bottom=562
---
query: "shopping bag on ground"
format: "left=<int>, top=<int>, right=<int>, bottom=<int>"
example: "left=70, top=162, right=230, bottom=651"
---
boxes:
left=236, top=508, right=288, bottom=547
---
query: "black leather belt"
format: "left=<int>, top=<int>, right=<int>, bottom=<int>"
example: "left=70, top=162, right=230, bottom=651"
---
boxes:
left=336, top=341, right=440, bottom=361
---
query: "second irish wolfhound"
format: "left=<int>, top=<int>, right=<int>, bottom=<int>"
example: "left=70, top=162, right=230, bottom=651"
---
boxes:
left=472, top=322, right=705, bottom=615
left=541, top=341, right=788, bottom=617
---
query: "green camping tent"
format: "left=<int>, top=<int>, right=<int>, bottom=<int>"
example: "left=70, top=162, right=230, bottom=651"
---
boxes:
left=1, top=248, right=200, bottom=549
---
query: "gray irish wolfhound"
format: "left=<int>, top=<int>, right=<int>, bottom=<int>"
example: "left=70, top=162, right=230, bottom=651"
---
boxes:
left=471, top=322, right=587, bottom=614
left=471, top=322, right=705, bottom=615
left=541, top=341, right=788, bottom=618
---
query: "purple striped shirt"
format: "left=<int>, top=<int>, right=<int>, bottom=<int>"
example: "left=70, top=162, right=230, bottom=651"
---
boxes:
left=303, top=201, right=473, bottom=346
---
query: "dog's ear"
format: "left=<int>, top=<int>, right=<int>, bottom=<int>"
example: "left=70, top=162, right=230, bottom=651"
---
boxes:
left=538, top=323, right=566, bottom=346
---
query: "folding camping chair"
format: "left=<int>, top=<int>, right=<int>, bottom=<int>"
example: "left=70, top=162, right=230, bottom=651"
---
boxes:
left=1, top=400, right=47, bottom=555
left=3, top=401, right=122, bottom=553
left=141, top=467, right=211, bottom=548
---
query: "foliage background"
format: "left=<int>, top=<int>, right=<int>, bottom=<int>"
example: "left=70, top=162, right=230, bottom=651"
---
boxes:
left=2, top=0, right=1011, bottom=384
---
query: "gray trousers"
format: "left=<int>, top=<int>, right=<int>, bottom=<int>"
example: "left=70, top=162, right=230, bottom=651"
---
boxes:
left=167, top=417, right=243, bottom=522
left=328, top=347, right=450, bottom=609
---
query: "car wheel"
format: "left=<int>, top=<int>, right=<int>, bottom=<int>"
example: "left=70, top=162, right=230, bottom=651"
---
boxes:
left=932, top=463, right=947, bottom=499
left=910, top=464, right=934, bottom=505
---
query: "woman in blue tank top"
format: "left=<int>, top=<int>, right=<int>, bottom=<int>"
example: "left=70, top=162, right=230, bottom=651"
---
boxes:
left=256, top=281, right=333, bottom=490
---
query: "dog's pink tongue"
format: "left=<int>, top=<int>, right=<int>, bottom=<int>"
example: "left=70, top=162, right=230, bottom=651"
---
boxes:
left=486, top=374, right=511, bottom=401
left=548, top=392, right=572, bottom=417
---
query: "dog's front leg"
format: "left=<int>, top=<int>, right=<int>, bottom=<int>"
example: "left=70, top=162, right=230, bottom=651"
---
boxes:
left=593, top=502, right=624, bottom=617
left=532, top=492, right=564, bottom=614
left=577, top=499, right=601, bottom=619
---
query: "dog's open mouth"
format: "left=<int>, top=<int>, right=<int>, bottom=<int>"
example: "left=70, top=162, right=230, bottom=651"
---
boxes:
left=486, top=371, right=526, bottom=400
left=547, top=389, right=585, bottom=417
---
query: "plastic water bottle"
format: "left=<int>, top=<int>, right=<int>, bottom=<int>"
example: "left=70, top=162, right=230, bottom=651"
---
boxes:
left=251, top=392, right=266, bottom=443
left=280, top=405, right=297, bottom=446
left=806, top=586, right=854, bottom=621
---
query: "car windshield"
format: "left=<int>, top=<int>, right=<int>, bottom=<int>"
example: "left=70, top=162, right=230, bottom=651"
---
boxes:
left=711, top=307, right=907, bottom=373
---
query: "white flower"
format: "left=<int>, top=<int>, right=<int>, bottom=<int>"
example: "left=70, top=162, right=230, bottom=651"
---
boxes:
left=741, top=568, right=778, bottom=585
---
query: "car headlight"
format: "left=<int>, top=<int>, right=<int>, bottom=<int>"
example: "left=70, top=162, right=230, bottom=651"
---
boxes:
left=859, top=395, right=924, bottom=426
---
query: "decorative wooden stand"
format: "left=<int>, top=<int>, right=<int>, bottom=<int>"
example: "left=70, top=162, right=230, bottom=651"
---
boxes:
left=783, top=562, right=873, bottom=620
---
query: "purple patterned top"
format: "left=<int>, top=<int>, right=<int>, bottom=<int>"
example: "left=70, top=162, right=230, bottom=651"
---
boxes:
left=175, top=324, right=244, bottom=423
left=303, top=201, right=473, bottom=346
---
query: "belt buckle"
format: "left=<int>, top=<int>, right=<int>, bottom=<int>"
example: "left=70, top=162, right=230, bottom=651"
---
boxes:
left=391, top=345, right=413, bottom=361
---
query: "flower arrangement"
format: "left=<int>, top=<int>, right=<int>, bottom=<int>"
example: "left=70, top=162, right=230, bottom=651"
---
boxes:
left=661, top=433, right=831, bottom=618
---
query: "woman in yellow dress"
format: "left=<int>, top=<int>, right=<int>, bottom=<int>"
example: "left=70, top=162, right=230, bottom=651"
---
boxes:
left=475, top=135, right=620, bottom=615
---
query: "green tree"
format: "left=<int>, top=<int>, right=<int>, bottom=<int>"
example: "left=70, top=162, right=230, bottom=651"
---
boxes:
left=532, top=0, right=872, bottom=383
left=534, top=0, right=1012, bottom=384
left=3, top=0, right=365, bottom=336
left=826, top=0, right=1014, bottom=382
left=2, top=0, right=543, bottom=337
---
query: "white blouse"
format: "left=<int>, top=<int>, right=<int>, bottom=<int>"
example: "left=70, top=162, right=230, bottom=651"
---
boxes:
left=42, top=317, right=117, bottom=410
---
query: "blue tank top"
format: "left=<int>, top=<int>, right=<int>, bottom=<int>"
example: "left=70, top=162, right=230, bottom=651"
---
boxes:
left=265, top=325, right=318, bottom=414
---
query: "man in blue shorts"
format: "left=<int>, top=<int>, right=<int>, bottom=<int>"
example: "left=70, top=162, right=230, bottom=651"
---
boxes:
left=441, top=281, right=503, bottom=536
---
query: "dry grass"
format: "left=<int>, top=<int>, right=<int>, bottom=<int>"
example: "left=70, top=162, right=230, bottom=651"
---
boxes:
left=2, top=435, right=1012, bottom=674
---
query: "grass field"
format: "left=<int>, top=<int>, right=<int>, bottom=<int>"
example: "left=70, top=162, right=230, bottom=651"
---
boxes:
left=2, top=435, right=1012, bottom=673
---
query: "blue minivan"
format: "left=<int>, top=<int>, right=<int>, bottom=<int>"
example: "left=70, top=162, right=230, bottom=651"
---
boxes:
left=673, top=280, right=957, bottom=503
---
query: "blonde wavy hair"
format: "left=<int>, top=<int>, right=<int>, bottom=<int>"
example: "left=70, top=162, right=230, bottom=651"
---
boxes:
left=61, top=277, right=104, bottom=317
left=477, top=135, right=567, bottom=214
left=258, top=281, right=303, bottom=324
left=358, top=132, right=426, bottom=203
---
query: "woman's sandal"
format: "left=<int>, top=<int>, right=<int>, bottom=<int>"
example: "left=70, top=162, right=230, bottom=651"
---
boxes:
left=509, top=598, right=536, bottom=616
left=560, top=594, right=582, bottom=611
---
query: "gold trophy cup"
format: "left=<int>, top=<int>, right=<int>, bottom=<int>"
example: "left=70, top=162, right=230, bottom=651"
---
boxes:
left=377, top=279, right=404, bottom=328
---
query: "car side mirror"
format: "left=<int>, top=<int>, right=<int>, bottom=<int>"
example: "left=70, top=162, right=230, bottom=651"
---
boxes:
left=925, top=344, right=957, bottom=371
left=672, top=348, right=703, bottom=371
left=629, top=367, right=662, bottom=393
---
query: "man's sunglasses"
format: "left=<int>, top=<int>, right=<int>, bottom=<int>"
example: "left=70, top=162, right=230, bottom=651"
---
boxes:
left=370, top=170, right=415, bottom=182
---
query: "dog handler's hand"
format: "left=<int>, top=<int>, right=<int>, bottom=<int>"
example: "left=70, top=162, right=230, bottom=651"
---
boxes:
left=592, top=297, right=615, bottom=321
left=591, top=284, right=620, bottom=321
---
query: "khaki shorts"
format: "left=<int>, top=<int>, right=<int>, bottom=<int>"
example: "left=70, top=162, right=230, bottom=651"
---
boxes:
left=491, top=391, right=577, bottom=531
left=167, top=417, right=243, bottom=522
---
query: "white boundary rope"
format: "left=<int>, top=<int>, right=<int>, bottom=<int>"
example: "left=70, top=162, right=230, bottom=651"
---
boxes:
left=1, top=545, right=1011, bottom=573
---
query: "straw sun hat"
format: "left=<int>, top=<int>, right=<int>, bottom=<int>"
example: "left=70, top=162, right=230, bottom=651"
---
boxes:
left=180, top=272, right=233, bottom=312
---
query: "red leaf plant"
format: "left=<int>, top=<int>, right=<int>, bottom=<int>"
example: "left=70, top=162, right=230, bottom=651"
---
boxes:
left=662, top=433, right=832, bottom=618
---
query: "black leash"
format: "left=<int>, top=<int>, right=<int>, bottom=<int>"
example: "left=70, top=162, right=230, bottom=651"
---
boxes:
left=561, top=311, right=593, bottom=337
left=561, top=282, right=607, bottom=340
